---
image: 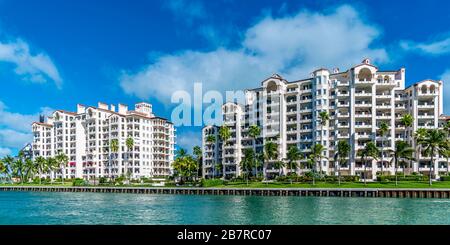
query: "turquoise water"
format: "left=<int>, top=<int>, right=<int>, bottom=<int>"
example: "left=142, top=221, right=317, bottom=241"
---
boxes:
left=1, top=191, right=450, bottom=224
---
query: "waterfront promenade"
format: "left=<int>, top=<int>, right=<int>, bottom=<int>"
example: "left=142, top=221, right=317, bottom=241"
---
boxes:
left=2, top=186, right=450, bottom=198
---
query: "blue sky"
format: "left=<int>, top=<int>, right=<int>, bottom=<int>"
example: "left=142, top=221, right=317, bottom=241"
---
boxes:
left=1, top=0, right=450, bottom=157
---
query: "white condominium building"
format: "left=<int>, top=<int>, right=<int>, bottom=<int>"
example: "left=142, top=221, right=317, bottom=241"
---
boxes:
left=32, top=102, right=175, bottom=180
left=202, top=58, right=449, bottom=180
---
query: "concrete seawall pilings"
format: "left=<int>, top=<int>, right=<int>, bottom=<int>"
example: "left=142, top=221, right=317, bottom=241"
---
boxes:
left=1, top=186, right=450, bottom=198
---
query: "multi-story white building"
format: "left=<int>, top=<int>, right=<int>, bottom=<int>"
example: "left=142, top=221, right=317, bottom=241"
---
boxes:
left=32, top=102, right=175, bottom=180
left=202, top=58, right=449, bottom=180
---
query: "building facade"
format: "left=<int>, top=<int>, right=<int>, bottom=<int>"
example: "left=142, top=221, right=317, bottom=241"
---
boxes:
left=32, top=102, right=175, bottom=180
left=202, top=59, right=449, bottom=180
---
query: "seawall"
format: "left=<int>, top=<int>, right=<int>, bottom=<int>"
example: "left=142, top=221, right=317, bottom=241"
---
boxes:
left=2, top=186, right=450, bottom=198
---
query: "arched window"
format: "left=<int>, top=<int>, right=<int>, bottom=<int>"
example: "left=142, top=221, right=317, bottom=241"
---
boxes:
left=421, top=85, right=427, bottom=94
left=377, top=75, right=383, bottom=83
left=430, top=85, right=436, bottom=94
left=266, top=81, right=277, bottom=92
left=384, top=75, right=390, bottom=82
left=358, top=68, right=372, bottom=81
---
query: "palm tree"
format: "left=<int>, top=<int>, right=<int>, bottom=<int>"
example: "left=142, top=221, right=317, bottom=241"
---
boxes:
left=303, top=156, right=316, bottom=185
left=34, top=156, right=47, bottom=185
left=24, top=158, right=36, bottom=183
left=318, top=111, right=329, bottom=178
left=172, top=152, right=197, bottom=183
left=378, top=122, right=389, bottom=176
left=309, top=144, right=327, bottom=185
left=248, top=125, right=261, bottom=176
left=12, top=158, right=25, bottom=185
left=336, top=140, right=350, bottom=186
left=218, top=125, right=231, bottom=178
left=358, top=141, right=379, bottom=186
left=193, top=146, right=202, bottom=180
left=418, top=129, right=449, bottom=186
left=125, top=137, right=134, bottom=182
left=286, top=146, right=300, bottom=178
left=1, top=156, right=14, bottom=182
left=273, top=160, right=286, bottom=177
left=0, top=159, right=6, bottom=183
left=263, top=141, right=279, bottom=179
left=240, top=148, right=255, bottom=185
left=414, top=128, right=427, bottom=175
left=389, top=141, right=414, bottom=186
left=311, top=144, right=328, bottom=180
left=401, top=113, right=414, bottom=140
left=401, top=114, right=414, bottom=174
left=46, top=157, right=58, bottom=184
left=176, top=148, right=188, bottom=158
left=109, top=139, right=119, bottom=180
left=55, top=152, right=69, bottom=184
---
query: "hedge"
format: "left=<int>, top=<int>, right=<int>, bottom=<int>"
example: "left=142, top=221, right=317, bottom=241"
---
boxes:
left=200, top=179, right=224, bottom=187
left=440, top=176, right=450, bottom=181
left=377, top=175, right=429, bottom=182
left=275, top=175, right=360, bottom=182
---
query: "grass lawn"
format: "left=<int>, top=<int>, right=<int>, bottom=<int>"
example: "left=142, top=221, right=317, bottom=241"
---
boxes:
left=2, top=181, right=450, bottom=189
left=214, top=181, right=450, bottom=189
left=0, top=182, right=73, bottom=187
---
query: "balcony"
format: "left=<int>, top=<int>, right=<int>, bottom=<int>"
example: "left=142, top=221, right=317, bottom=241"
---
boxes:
left=417, top=114, right=434, bottom=119
left=356, top=133, right=371, bottom=139
left=355, top=112, right=372, bottom=118
left=376, top=93, right=391, bottom=99
left=286, top=109, right=297, bottom=115
left=337, top=113, right=349, bottom=118
left=337, top=134, right=349, bottom=139
left=336, top=80, right=349, bottom=86
left=286, top=100, right=297, bottom=105
left=417, top=103, right=434, bottom=109
left=376, top=113, right=391, bottom=119
left=417, top=90, right=437, bottom=97
left=376, top=103, right=391, bottom=109
left=299, top=128, right=312, bottom=133
left=355, top=102, right=372, bottom=107
left=355, top=123, right=372, bottom=129
left=337, top=102, right=350, bottom=107
left=356, top=79, right=374, bottom=84
left=337, top=91, right=349, bottom=97
left=299, top=107, right=312, bottom=113
left=355, top=91, right=372, bottom=97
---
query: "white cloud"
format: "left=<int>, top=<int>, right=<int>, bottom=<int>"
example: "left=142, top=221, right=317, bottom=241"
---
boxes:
left=0, top=147, right=12, bottom=158
left=120, top=5, right=388, bottom=105
left=163, top=0, right=206, bottom=24
left=176, top=130, right=202, bottom=153
left=0, top=101, right=53, bottom=153
left=0, top=101, right=53, bottom=132
left=400, top=36, right=450, bottom=56
left=0, top=38, right=62, bottom=87
left=441, top=70, right=450, bottom=115
left=0, top=129, right=31, bottom=149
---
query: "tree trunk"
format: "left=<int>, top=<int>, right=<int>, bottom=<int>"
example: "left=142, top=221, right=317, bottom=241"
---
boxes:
left=338, top=160, right=341, bottom=186
left=429, top=153, right=434, bottom=186
left=381, top=139, right=384, bottom=176
left=395, top=159, right=398, bottom=186
left=253, top=138, right=257, bottom=178
left=364, top=158, right=367, bottom=186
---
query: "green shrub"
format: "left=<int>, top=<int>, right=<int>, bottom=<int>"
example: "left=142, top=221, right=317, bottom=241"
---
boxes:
left=200, top=179, right=224, bottom=187
left=377, top=175, right=429, bottom=182
left=72, top=178, right=86, bottom=186
left=440, top=176, right=450, bottom=181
